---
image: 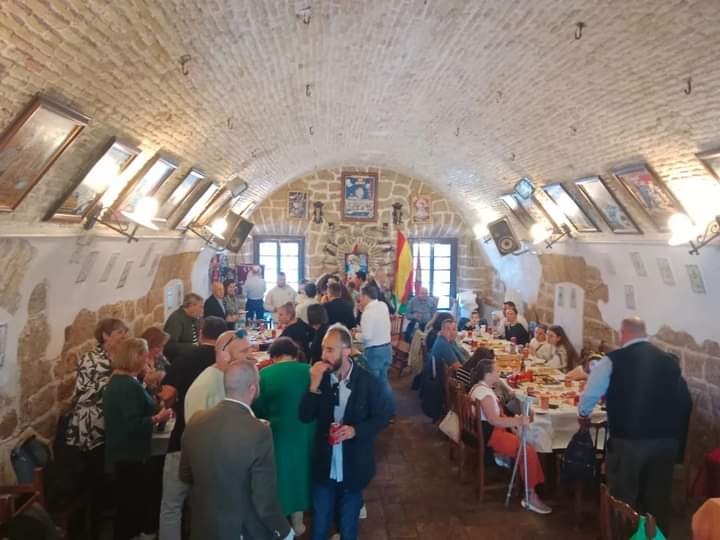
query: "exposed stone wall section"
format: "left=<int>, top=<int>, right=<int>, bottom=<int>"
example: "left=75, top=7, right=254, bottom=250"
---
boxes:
left=242, top=167, right=500, bottom=302
left=528, top=254, right=616, bottom=351
left=0, top=239, right=36, bottom=315
left=0, top=251, right=199, bottom=483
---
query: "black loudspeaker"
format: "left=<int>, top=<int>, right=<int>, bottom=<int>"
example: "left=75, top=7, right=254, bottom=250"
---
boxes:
left=487, top=217, right=520, bottom=256
left=223, top=213, right=254, bottom=253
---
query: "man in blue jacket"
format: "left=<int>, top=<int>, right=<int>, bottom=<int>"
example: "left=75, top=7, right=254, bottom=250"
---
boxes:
left=299, top=323, right=389, bottom=540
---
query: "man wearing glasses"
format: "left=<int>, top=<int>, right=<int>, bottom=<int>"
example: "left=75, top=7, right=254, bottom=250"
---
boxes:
left=299, top=324, right=390, bottom=540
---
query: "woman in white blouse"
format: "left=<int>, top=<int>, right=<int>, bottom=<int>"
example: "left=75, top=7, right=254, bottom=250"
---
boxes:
left=469, top=358, right=552, bottom=514
left=528, top=324, right=554, bottom=363
left=546, top=325, right=579, bottom=371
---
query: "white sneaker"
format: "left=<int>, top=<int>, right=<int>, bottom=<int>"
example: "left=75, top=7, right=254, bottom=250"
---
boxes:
left=521, top=497, right=552, bottom=515
left=359, top=504, right=367, bottom=519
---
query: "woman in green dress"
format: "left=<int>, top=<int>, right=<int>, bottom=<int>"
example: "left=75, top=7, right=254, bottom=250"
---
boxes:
left=253, top=337, right=316, bottom=536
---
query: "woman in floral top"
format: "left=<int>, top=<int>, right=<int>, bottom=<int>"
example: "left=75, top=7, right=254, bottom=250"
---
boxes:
left=65, top=318, right=128, bottom=527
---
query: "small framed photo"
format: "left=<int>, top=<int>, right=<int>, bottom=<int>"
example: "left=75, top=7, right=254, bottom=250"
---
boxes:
left=629, top=251, right=648, bottom=277
left=174, top=182, right=220, bottom=231
left=112, top=154, right=177, bottom=220
left=341, top=172, right=378, bottom=222
left=499, top=193, right=534, bottom=230
left=613, top=163, right=685, bottom=232
left=624, top=285, right=637, bottom=310
left=542, top=183, right=600, bottom=233
left=656, top=257, right=675, bottom=286
left=76, top=251, right=99, bottom=284
left=513, top=177, right=535, bottom=199
left=697, top=147, right=720, bottom=181
left=288, top=191, right=308, bottom=219
left=685, top=264, right=706, bottom=295
left=99, top=252, right=120, bottom=283
left=0, top=96, right=89, bottom=212
left=412, top=195, right=432, bottom=224
left=574, top=176, right=642, bottom=234
left=116, top=261, right=134, bottom=289
left=155, top=168, right=206, bottom=223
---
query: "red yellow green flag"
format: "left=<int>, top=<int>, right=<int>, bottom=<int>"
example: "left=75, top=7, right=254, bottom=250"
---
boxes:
left=392, top=230, right=413, bottom=313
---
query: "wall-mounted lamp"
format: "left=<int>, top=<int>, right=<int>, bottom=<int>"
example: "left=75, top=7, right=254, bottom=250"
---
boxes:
left=84, top=196, right=159, bottom=242
left=531, top=223, right=572, bottom=249
left=668, top=212, right=720, bottom=255
left=313, top=201, right=324, bottom=224
left=392, top=202, right=403, bottom=225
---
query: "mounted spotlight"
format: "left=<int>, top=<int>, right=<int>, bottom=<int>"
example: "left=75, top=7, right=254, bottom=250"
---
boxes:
left=531, top=223, right=572, bottom=249
left=313, top=201, right=324, bottom=224
left=84, top=196, right=159, bottom=242
left=668, top=212, right=720, bottom=255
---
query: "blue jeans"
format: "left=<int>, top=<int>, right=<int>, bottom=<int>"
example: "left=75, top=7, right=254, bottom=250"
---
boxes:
left=245, top=298, right=264, bottom=320
left=364, top=343, right=394, bottom=415
left=311, top=481, right=363, bottom=540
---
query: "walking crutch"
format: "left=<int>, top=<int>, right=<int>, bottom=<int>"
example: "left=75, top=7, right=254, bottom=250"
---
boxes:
left=504, top=396, right=534, bottom=508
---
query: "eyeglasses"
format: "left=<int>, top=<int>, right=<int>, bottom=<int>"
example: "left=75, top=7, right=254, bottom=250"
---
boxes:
left=222, top=329, right=247, bottom=351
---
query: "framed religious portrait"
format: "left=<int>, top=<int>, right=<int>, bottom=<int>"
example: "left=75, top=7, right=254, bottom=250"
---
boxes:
left=111, top=154, right=177, bottom=219
left=542, top=183, right=600, bottom=233
left=288, top=191, right=307, bottom=220
left=345, top=252, right=369, bottom=279
left=513, top=177, right=535, bottom=199
left=341, top=172, right=378, bottom=222
left=195, top=188, right=233, bottom=227
left=155, top=168, right=206, bottom=223
left=515, top=193, right=560, bottom=232
left=574, top=176, right=642, bottom=234
left=412, top=195, right=432, bottom=224
left=174, top=182, right=220, bottom=231
left=44, top=137, right=139, bottom=222
left=697, top=147, right=720, bottom=181
left=0, top=96, right=89, bottom=212
left=613, top=163, right=685, bottom=232
left=499, top=193, right=534, bottom=230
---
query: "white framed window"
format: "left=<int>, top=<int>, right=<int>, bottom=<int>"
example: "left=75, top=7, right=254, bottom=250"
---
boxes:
left=253, top=236, right=304, bottom=292
left=410, top=238, right=457, bottom=310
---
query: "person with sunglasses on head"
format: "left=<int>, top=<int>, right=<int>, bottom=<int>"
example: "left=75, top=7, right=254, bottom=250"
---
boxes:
left=299, top=324, right=390, bottom=540
left=185, top=329, right=254, bottom=423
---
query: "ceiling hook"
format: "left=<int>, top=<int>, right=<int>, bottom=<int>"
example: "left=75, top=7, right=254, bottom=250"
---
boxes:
left=303, top=13, right=311, bottom=24
left=306, top=84, right=312, bottom=97
left=179, top=54, right=192, bottom=76
left=570, top=125, right=578, bottom=135
left=455, top=127, right=460, bottom=137
left=309, top=126, right=314, bottom=136
left=574, top=22, right=585, bottom=40
left=227, top=117, right=233, bottom=130
left=510, top=152, right=516, bottom=161
left=496, top=90, right=503, bottom=104
left=684, top=76, right=692, bottom=95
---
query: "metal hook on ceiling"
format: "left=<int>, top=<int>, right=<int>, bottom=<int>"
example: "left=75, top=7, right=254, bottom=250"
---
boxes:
left=306, top=84, right=312, bottom=97
left=510, top=152, right=516, bottom=161
left=179, top=54, right=192, bottom=76
left=309, top=126, right=314, bottom=136
left=227, top=117, right=233, bottom=130
left=574, top=22, right=585, bottom=40
left=455, top=127, right=460, bottom=137
left=570, top=125, right=578, bottom=135
left=303, top=13, right=311, bottom=24
left=684, top=76, right=692, bottom=95
left=496, top=90, right=503, bottom=104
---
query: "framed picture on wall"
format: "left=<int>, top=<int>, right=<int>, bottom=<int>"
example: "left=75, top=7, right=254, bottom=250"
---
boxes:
left=697, top=147, right=720, bottom=181
left=515, top=193, right=560, bottom=232
left=574, top=176, right=642, bottom=234
left=116, top=261, right=133, bottom=289
left=155, top=168, right=206, bottom=223
left=499, top=193, right=534, bottom=230
left=513, top=177, right=535, bottom=199
left=111, top=154, right=177, bottom=220
left=542, top=183, right=600, bottom=233
left=612, top=163, right=685, bottom=232
left=174, top=182, right=220, bottom=231
left=685, top=264, right=707, bottom=294
left=341, top=172, right=378, bottom=222
left=0, top=96, right=89, bottom=212
left=412, top=195, right=432, bottom=224
left=195, top=188, right=233, bottom=227
left=288, top=191, right=307, bottom=219
left=44, top=138, right=140, bottom=222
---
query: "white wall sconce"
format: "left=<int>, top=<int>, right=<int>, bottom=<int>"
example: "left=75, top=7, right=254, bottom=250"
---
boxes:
left=668, top=212, right=720, bottom=255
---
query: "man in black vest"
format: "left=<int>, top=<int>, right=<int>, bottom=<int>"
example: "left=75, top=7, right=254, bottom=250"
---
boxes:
left=578, top=317, right=691, bottom=534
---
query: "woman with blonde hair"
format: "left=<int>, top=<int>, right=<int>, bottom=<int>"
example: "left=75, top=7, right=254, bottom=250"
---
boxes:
left=104, top=337, right=172, bottom=540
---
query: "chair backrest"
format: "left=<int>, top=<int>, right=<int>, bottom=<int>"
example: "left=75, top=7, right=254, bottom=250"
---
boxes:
left=390, top=315, right=403, bottom=335
left=0, top=467, right=45, bottom=525
left=599, top=484, right=657, bottom=540
left=458, top=392, right=479, bottom=439
left=444, top=370, right=464, bottom=414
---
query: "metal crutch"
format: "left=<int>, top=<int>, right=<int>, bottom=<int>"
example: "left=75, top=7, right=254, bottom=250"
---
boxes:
left=504, top=396, right=534, bottom=508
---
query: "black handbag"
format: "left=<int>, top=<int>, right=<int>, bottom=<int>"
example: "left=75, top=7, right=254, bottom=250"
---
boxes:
left=419, top=354, right=445, bottom=422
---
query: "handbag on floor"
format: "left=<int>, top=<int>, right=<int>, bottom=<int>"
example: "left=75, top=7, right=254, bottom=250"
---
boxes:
left=438, top=410, right=460, bottom=443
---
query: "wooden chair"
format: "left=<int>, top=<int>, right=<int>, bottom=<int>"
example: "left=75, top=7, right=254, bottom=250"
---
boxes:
left=444, top=370, right=464, bottom=460
left=599, top=483, right=657, bottom=540
left=457, top=393, right=510, bottom=502
left=0, top=467, right=45, bottom=526
left=390, top=315, right=410, bottom=375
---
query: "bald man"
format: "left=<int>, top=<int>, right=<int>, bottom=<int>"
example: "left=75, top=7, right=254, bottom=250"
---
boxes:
left=180, top=361, right=292, bottom=540
left=204, top=281, right=238, bottom=328
left=184, top=330, right=254, bottom=423
left=579, top=317, right=691, bottom=534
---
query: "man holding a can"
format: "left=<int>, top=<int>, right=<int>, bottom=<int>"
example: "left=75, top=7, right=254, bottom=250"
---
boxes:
left=299, top=323, right=390, bottom=540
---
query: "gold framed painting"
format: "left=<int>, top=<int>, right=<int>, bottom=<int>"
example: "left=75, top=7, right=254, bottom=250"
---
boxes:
left=412, top=195, right=432, bottom=224
left=341, top=172, right=378, bottom=222
left=156, top=168, right=206, bottom=223
left=174, top=182, right=220, bottom=231
left=195, top=188, right=234, bottom=227
left=111, top=154, right=177, bottom=220
left=44, top=137, right=139, bottom=222
left=288, top=191, right=307, bottom=220
left=0, top=96, right=89, bottom=212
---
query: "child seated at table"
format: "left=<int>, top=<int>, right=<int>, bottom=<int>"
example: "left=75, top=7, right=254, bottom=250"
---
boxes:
left=528, top=324, right=554, bottom=364
left=469, top=357, right=552, bottom=514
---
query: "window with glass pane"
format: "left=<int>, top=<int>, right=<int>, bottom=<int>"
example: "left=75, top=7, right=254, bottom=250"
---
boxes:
left=411, top=239, right=457, bottom=310
left=254, top=238, right=304, bottom=293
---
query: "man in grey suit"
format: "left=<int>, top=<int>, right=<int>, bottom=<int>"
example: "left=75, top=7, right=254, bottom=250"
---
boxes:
left=180, top=361, right=293, bottom=540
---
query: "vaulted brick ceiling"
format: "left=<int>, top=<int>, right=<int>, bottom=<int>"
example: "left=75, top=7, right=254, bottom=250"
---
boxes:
left=1, top=0, right=719, bottom=222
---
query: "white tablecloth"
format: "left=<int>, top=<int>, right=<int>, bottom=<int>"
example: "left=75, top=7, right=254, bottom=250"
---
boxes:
left=526, top=406, right=606, bottom=453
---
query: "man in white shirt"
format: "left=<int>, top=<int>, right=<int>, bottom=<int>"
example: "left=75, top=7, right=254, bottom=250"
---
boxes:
left=357, top=284, right=394, bottom=417
left=184, top=329, right=253, bottom=422
left=296, top=282, right=319, bottom=324
left=243, top=266, right=267, bottom=321
left=264, top=272, right=298, bottom=323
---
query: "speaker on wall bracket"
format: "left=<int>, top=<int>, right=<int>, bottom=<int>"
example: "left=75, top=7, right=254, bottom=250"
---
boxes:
left=222, top=212, right=254, bottom=253
left=487, top=217, right=521, bottom=256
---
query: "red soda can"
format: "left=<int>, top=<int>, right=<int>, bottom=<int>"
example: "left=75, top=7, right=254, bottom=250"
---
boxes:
left=271, top=329, right=277, bottom=338
left=328, top=422, right=340, bottom=445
